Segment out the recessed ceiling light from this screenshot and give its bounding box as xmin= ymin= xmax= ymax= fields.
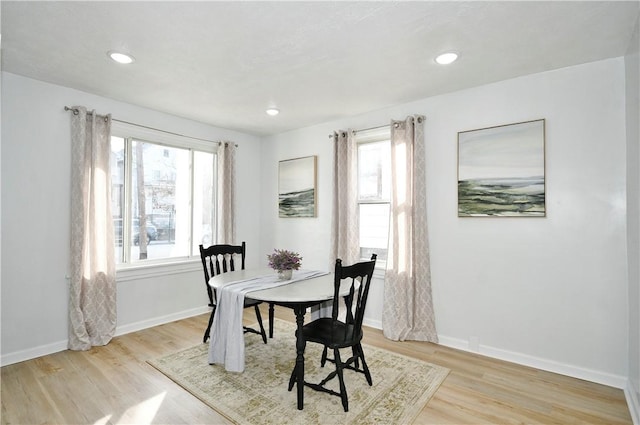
xmin=435 ymin=52 xmax=458 ymax=65
xmin=266 ymin=108 xmax=280 ymax=116
xmin=108 ymin=51 xmax=135 ymax=64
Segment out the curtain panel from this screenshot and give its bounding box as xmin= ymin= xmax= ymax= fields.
xmin=329 ymin=130 xmax=360 ymax=266
xmin=311 ymin=130 xmax=360 ymax=319
xmin=217 ymin=141 xmax=237 ymax=244
xmin=382 ymin=115 xmax=438 ymax=342
xmin=68 ymin=106 xmax=117 ymax=350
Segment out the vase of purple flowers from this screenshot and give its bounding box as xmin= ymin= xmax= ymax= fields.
xmin=267 ymin=249 xmax=302 ymax=280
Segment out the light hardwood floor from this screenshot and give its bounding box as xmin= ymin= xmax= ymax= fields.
xmin=1 ymin=306 xmax=632 ymax=424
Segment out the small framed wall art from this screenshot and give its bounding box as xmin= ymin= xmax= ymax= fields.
xmin=458 ymin=119 xmax=546 ymax=217
xmin=278 ymin=155 xmax=317 ymax=218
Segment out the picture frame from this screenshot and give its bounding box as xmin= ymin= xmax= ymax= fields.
xmin=278 ymin=155 xmax=317 ymax=218
xmin=458 ymin=119 xmax=546 ymax=217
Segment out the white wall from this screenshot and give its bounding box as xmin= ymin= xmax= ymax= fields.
xmin=625 ymin=16 xmax=640 ymax=424
xmin=0 ymin=72 xmax=263 ymax=364
xmin=1 ymin=57 xmax=633 ymax=393
xmin=261 ymin=58 xmax=629 ymax=388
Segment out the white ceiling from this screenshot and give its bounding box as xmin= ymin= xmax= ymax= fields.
xmin=1 ymin=1 xmax=638 ymax=136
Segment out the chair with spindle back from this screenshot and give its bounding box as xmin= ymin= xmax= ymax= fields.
xmin=199 ymin=242 xmax=268 ymax=344
xmin=288 ymin=254 xmax=377 ymax=412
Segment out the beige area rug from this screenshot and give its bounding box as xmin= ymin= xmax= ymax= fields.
xmin=148 ymin=319 xmax=449 ymax=425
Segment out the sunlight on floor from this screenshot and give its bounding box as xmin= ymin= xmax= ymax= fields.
xmin=93 ymin=392 xmax=166 ymax=425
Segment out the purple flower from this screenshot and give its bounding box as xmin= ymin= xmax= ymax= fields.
xmin=267 ymin=249 xmax=302 ymax=271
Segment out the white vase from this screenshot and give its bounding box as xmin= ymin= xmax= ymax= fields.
xmin=277 ymin=269 xmax=293 ymax=280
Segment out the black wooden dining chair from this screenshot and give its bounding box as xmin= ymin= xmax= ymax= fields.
xmin=288 ymin=254 xmax=377 ymax=412
xmin=199 ymin=242 xmax=269 ymax=344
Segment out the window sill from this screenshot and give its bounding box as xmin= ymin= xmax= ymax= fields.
xmin=116 ymin=259 xmax=201 ymax=282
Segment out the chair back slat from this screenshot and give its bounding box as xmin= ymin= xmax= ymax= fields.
xmin=331 ymin=254 xmax=377 ymax=341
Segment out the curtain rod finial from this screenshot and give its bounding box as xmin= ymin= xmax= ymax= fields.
xmin=64 ymin=106 xmax=80 ymax=115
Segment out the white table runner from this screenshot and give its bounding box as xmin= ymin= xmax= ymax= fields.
xmin=208 ymin=269 xmax=328 ymax=372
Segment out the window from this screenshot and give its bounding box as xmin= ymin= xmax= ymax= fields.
xmin=356 ymin=127 xmax=391 ymax=266
xmin=110 ymin=123 xmax=217 ymax=266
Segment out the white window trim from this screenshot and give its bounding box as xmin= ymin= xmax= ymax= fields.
xmin=354 ymin=126 xmax=391 ymax=144
xmin=355 ymin=125 xmax=391 ymax=271
xmin=112 ymin=121 xmax=218 ymax=153
xmin=116 ymin=259 xmax=202 ymax=282
xmin=112 ymin=121 xmax=219 ymax=275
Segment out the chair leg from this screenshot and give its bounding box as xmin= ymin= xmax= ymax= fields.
xmin=203 ymin=306 xmax=216 ymax=343
xmin=320 ymin=346 xmax=328 ymax=367
xmin=288 ymin=363 xmax=298 ymax=391
xmin=356 ymin=343 xmax=372 ymax=386
xmin=334 ymin=348 xmax=349 ymax=412
xmin=254 ymin=305 xmax=268 ymax=344
xmin=352 ymin=346 xmax=360 ymax=369
xmin=269 ymin=303 xmax=275 ymax=338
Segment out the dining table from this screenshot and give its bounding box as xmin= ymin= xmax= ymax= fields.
xmin=208 ymin=268 xmax=346 ymax=410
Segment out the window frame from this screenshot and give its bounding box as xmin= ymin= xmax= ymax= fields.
xmin=355 ymin=126 xmax=391 ymax=272
xmin=111 ymin=121 xmax=218 ymax=278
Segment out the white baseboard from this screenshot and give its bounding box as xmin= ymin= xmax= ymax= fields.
xmin=0 ymin=306 xmax=210 ymax=367
xmin=363 ymin=317 xmax=382 ymax=330
xmin=360 ymin=323 xmax=634 ymax=423
xmin=114 ymin=306 xmax=209 ymax=336
xmin=437 ymin=334 xmax=627 ymax=389
xmin=364 ymin=320 xmax=626 ymax=388
xmin=1 ymin=340 xmax=69 ymax=367
xmin=626 ymin=379 xmax=640 ymax=425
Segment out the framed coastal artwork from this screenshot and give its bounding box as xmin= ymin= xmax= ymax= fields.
xmin=278 ymin=155 xmax=317 ymax=218
xmin=458 ymin=119 xmax=546 ymax=217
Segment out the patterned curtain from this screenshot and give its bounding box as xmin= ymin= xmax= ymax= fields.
xmin=310 ymin=130 xmax=359 ymax=319
xmin=329 ymin=129 xmax=359 ymax=266
xmin=217 ymin=141 xmax=237 ymax=244
xmin=382 ymin=115 xmax=438 ymax=342
xmin=68 ymin=106 xmax=117 ymax=350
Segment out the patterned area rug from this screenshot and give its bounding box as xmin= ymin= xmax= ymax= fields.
xmin=148 ymin=319 xmax=449 ymax=425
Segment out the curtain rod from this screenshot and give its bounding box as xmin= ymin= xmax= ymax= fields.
xmin=64 ymin=106 xmax=236 ymax=147
xmin=327 ymin=123 xmax=395 ymax=139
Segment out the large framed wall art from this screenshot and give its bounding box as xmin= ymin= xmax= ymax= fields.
xmin=278 ymin=155 xmax=317 ymax=218
xmin=458 ymin=119 xmax=546 ymax=217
